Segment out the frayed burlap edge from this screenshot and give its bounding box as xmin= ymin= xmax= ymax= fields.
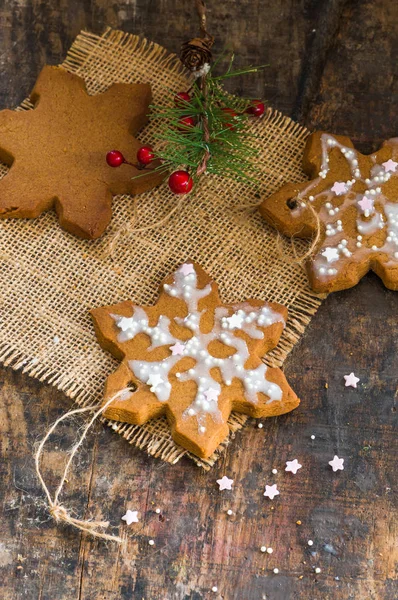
xmin=0 ymin=29 xmax=323 ymax=470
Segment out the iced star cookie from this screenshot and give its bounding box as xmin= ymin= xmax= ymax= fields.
xmin=91 ymin=262 xmax=299 ymax=459
xmin=0 ymin=66 xmax=163 ymax=238
xmin=259 ymin=132 xmax=398 ymax=293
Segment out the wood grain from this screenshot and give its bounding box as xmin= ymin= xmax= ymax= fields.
xmin=0 ymin=1 xmax=397 ymax=599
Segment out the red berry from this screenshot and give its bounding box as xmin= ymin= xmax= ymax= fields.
xmin=168 ymin=170 xmax=193 ymax=194
xmin=106 ymin=150 xmax=125 ymax=167
xmin=221 ymin=107 xmax=238 ymax=130
xmin=175 ymin=92 xmax=191 ymax=107
xmin=178 ymin=116 xmax=195 ymax=131
xmin=246 ymin=100 xmax=265 ymax=117
xmin=137 ymin=145 xmax=155 ymax=165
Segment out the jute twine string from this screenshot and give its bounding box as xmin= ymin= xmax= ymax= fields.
xmin=34 ymin=389 xmax=133 ymax=544
xmin=127 ymin=194 xmax=187 ymax=233
xmin=235 ymin=197 xmax=322 ymax=266
xmin=275 ymin=199 xmax=322 ymax=265
xmin=103 ymin=194 xmax=187 ymax=258
xmin=196 ymin=0 xmax=210 ymax=39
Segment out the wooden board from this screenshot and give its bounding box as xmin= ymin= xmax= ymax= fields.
xmin=0 ymin=1 xmax=397 ymax=599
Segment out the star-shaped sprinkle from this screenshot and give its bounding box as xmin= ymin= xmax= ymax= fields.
xmin=147 ymin=373 xmax=164 ymax=390
xmin=170 ymin=342 xmax=185 ymax=356
xmin=121 ymin=509 xmax=139 ymax=525
xmin=357 ymin=196 xmax=374 ymax=212
xmin=264 ymin=484 xmax=280 ymax=500
xmin=331 ymin=181 xmax=347 ymax=195
xmin=344 ymin=372 xmax=360 ymax=388
xmin=322 ymin=247 xmax=340 ymax=263
xmin=329 ymin=455 xmax=344 ymax=472
xmin=217 ymin=476 xmax=234 ymax=491
xmin=180 ymin=263 xmax=195 ymax=276
xmin=225 ymin=313 xmax=244 ymax=329
xmin=204 ymin=388 xmax=220 ymax=402
xmin=382 ymin=159 xmax=398 ymax=172
xmin=285 ymin=459 xmax=302 ymax=475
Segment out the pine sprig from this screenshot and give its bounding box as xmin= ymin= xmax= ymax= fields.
xmin=123 ymin=2 xmax=268 ymax=195
xmin=106 ymin=3 xmax=267 ymax=197
xmin=144 ymin=61 xmax=266 ymax=188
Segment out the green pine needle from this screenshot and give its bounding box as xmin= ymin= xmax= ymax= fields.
xmin=135 ymin=57 xmax=267 ymax=189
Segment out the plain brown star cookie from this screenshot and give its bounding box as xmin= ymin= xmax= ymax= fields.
xmin=91 ymin=262 xmax=299 ymax=458
xmin=260 ymin=132 xmax=398 ymax=293
xmin=0 ymin=66 xmax=163 ymax=238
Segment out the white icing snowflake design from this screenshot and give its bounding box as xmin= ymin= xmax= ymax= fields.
xmin=92 ymin=263 xmax=299 ymax=457
xmin=304 ymin=135 xmax=398 ymax=283
xmin=113 ymin=266 xmax=284 ymax=428
xmin=261 ymin=133 xmax=398 ymax=292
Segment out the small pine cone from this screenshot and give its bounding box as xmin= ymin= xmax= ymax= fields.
xmin=180 ymin=37 xmax=214 ymax=72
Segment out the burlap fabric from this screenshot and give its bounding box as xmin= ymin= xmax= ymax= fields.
xmin=0 ymin=29 xmax=323 ymax=469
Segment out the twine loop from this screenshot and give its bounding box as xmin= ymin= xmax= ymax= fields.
xmin=279 ymin=197 xmax=322 ymax=264
xmin=34 ymin=389 xmax=133 ymax=543
xmin=49 ymin=503 xmax=69 ymax=522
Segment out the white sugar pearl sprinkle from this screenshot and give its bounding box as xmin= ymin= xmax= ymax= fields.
xmin=212 ymin=586 xmax=218 ymax=593
xmin=311 ymin=435 xmax=315 ymax=440
xmin=272 ymin=468 xmax=278 ymax=474
xmin=315 ymin=567 xmax=321 ymax=574
xmin=148 ymin=539 xmax=155 ymax=546
xmin=308 ymin=540 xmax=314 ymax=546
xmin=273 ymin=568 xmax=279 ymax=574
xmin=267 ymin=547 xmax=273 ymax=554
xmin=258 ymin=423 xmax=263 ymax=429
xmin=261 ymin=546 xmax=267 ymax=553
xmin=227 ymin=509 xmax=233 ymax=516
xmin=155 ymin=508 xmax=161 ymax=514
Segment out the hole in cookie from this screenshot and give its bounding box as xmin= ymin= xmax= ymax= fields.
xmin=126 ymin=381 xmax=137 ymax=392
xmin=286 ymin=197 xmax=298 ymax=210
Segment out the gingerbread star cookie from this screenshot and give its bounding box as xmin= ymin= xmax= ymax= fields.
xmin=0 ymin=66 xmax=163 ymax=239
xmin=260 ymin=132 xmax=398 ymax=293
xmin=91 ymin=262 xmax=299 ymax=458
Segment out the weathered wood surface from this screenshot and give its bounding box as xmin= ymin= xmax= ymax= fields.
xmin=0 ymin=1 xmax=397 ymax=599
